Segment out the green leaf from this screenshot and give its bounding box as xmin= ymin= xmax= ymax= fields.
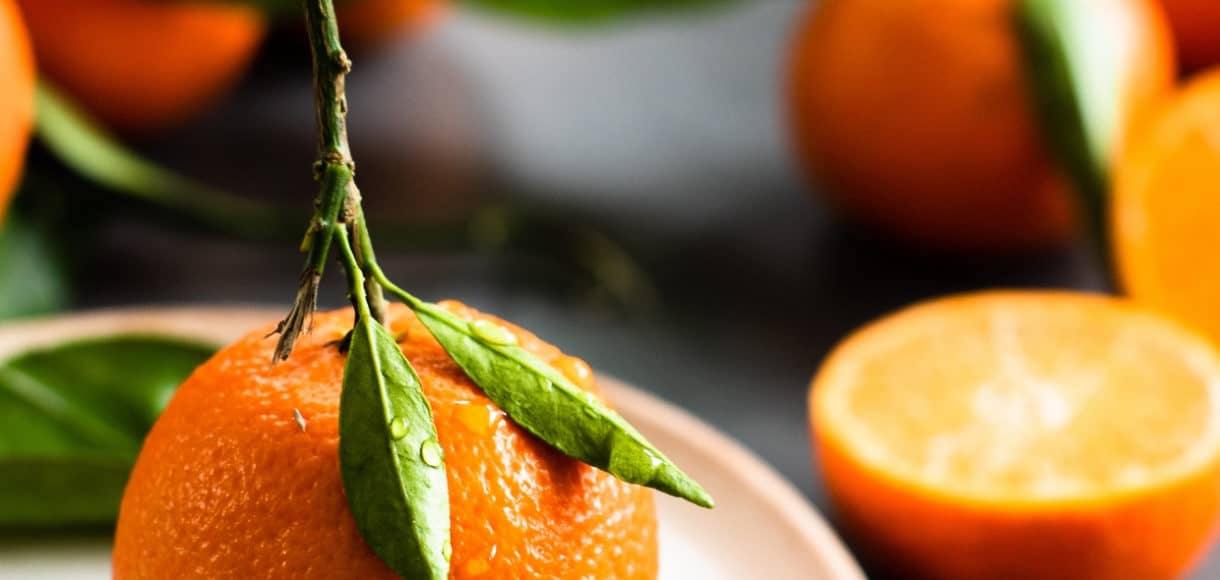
xmin=0 ymin=336 xmax=215 ymax=528
xmin=34 ymin=82 xmax=281 ymax=239
xmin=411 ymin=300 xmax=714 ymax=508
xmin=462 ymin=0 xmax=733 ymax=24
xmin=1015 ymin=0 xmax=1125 ymax=252
xmin=339 ymin=318 xmax=450 ymax=580
xmin=34 ymin=82 xmax=216 ymax=207
xmin=0 ymin=216 xmax=69 ymax=322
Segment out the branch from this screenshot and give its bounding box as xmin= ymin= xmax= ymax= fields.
xmin=271 ymin=0 xmax=379 ymax=362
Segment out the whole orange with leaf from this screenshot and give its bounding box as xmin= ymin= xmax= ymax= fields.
xmin=0 ymin=0 xmax=33 ymax=222
xmin=787 ymin=0 xmax=1175 ymax=250
xmin=113 ymin=303 xmax=658 ymax=579
xmin=16 ymin=0 xmax=266 ymax=135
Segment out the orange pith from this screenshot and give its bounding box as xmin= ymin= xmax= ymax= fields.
xmin=1115 ymin=70 xmax=1220 ymax=349
xmin=787 ymin=0 xmax=1174 ymax=250
xmin=113 ymin=303 xmax=658 ymax=579
xmin=811 ymin=291 xmax=1220 ymax=580
xmin=16 ymin=0 xmax=266 ymax=135
xmin=0 ymin=0 xmax=33 ymax=223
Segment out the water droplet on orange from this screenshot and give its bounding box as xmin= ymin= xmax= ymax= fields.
xmin=464 ymin=558 xmax=491 ymax=575
xmin=454 ymin=402 xmax=499 ymax=436
xmin=555 ymin=355 xmax=594 ymax=389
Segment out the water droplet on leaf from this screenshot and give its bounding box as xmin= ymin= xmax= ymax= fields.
xmin=469 ymin=320 xmax=517 ymax=346
xmin=389 ymin=417 xmax=409 ymax=440
xmin=420 ymin=439 xmax=443 ymax=467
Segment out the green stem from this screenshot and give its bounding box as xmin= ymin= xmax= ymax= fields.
xmin=351 ymin=204 xmax=388 ymax=324
xmin=368 ymin=263 xmax=423 ymax=310
xmin=272 ymin=0 xmax=379 ymax=360
xmin=335 ymin=226 xmax=373 ymax=322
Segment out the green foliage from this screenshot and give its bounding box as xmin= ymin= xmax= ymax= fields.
xmin=0 ymin=215 xmax=69 ymax=322
xmin=1015 ymin=0 xmax=1121 ymax=252
xmin=410 ymin=297 xmax=713 ymax=507
xmin=0 ymin=336 xmax=215 ymax=528
xmin=339 ymin=318 xmax=450 ymax=580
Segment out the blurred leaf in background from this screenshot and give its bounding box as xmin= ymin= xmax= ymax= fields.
xmin=0 ymin=215 xmax=68 ymax=322
xmin=0 ymin=336 xmax=215 ymax=529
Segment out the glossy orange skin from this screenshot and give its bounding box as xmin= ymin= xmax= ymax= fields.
xmin=1159 ymin=0 xmax=1220 ymax=72
xmin=0 ymin=0 xmax=33 ymax=223
xmin=787 ymin=0 xmax=1175 ymax=250
xmin=16 ymin=0 xmax=266 ymax=135
xmin=113 ymin=303 xmax=657 ymax=579
xmin=339 ymin=0 xmax=444 ymax=49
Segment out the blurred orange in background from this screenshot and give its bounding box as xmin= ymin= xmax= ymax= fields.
xmin=787 ymin=0 xmax=1174 ymax=251
xmin=0 ymin=0 xmax=33 ymax=222
xmin=16 ymin=0 xmax=267 ymax=135
xmin=1113 ymin=70 xmax=1220 ymax=347
xmin=811 ymin=291 xmax=1220 ymax=579
xmin=339 ymin=0 xmax=445 ymax=50
xmin=1159 ymin=0 xmax=1220 ymax=73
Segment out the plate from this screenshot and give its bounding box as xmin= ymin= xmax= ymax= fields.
xmin=0 ymin=308 xmax=864 ymax=580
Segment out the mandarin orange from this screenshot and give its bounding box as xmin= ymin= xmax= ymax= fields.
xmin=16 ymin=0 xmax=266 ymax=135
xmin=113 ymin=303 xmax=658 ymax=579
xmin=811 ymin=291 xmax=1220 ymax=579
xmin=1159 ymin=0 xmax=1220 ymax=73
xmin=0 ymin=0 xmax=33 ymax=223
xmin=787 ymin=0 xmax=1174 ymax=250
xmin=1113 ymin=70 xmax=1220 ymax=347
xmin=339 ymin=0 xmax=444 ymax=49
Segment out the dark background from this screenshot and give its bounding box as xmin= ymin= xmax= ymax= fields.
xmin=54 ymin=1 xmax=1215 ymax=577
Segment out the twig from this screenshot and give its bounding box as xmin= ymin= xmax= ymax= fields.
xmin=271 ymin=0 xmax=379 ymax=362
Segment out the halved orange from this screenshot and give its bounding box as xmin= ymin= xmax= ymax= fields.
xmin=810 ymin=291 xmax=1220 ymax=579
xmin=1113 ymin=69 xmax=1220 ymax=348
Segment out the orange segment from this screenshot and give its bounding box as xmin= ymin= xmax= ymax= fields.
xmin=1114 ymin=70 xmax=1220 ymax=347
xmin=811 ymin=291 xmax=1220 ymax=580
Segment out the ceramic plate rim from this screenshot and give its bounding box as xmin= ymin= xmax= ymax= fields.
xmin=0 ymin=306 xmax=864 ymax=579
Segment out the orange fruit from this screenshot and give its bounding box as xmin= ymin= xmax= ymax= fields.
xmin=1159 ymin=0 xmax=1220 ymax=73
xmin=113 ymin=303 xmax=658 ymax=579
xmin=0 ymin=0 xmax=33 ymax=223
xmin=1114 ymin=71 xmax=1220 ymax=348
xmin=810 ymin=291 xmax=1220 ymax=579
xmin=16 ymin=0 xmax=266 ymax=135
xmin=339 ymin=0 xmax=444 ymax=50
xmin=787 ymin=0 xmax=1175 ymax=250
